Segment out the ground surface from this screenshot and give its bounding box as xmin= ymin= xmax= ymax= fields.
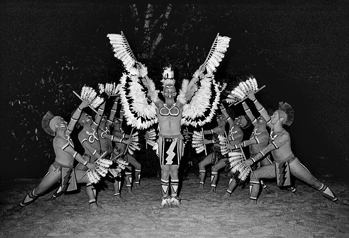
xmin=0 ymin=173 xmax=349 ymax=238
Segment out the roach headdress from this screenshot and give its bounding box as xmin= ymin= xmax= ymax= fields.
xmin=42 ymin=111 xmax=58 ymax=136
xmin=278 ymin=102 xmax=294 ymax=126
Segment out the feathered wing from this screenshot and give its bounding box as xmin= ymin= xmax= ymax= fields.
xmin=107 ymin=32 xmax=158 ymax=130
xmin=181 ymin=75 xmax=221 ymax=127
xmin=118 ymin=73 xmax=158 ymax=130
xmin=202 ymin=33 xmax=231 ymax=75
xmin=181 ymin=33 xmax=230 ymax=127
xmin=107 ymin=31 xmax=138 ymax=74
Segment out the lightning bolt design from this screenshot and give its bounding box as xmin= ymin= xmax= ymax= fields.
xmin=277 ymin=161 xmax=291 ymax=187
xmin=165 ymin=139 xmax=177 ymax=164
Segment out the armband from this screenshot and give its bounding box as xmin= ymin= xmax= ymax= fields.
xmin=254 ymin=137 xmax=260 ymax=144
xmin=111 ymin=135 xmax=114 ymax=141
xmin=251 ymin=158 xmax=256 ymax=163
xmin=253 ymin=99 xmax=257 ymax=103
xmin=272 ymin=142 xmax=279 ymax=149
xmin=92 ymin=150 xmax=97 ymax=155
xmin=73 ymin=152 xmax=78 ymax=158
xmin=210 ymin=129 xmax=213 ymax=134
xmin=259 ymin=151 xmax=265 ymax=157
xmin=81 ymin=138 xmax=87 ymax=144
xmin=258 ymin=107 xmax=266 ymax=113
xmin=226 ymin=117 xmax=231 ymax=121
xmin=83 ymin=160 xmax=88 ymax=166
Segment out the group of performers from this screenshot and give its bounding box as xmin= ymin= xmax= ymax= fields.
xmin=17 ymin=32 xmax=342 ymax=210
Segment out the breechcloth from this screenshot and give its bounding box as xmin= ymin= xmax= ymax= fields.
xmin=274 ymin=154 xmax=295 ymax=187
xmin=210 ymin=145 xmax=223 ymax=165
xmin=158 ymin=134 xmax=184 ymax=166
xmin=52 ymin=161 xmax=77 ymax=193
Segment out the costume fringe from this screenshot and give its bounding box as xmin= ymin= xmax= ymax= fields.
xmin=191 ymin=130 xmax=206 ymax=154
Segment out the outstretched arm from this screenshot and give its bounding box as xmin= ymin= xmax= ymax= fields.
xmin=247 ymin=92 xmax=271 ymax=128
xmin=244 ymin=133 xmax=288 ymax=166
xmin=66 ymin=101 xmax=89 ymax=137
xmin=219 ymin=104 xmax=234 ymax=128
xmin=92 ymin=101 xmax=106 ymax=130
xmin=185 ymin=65 xmax=205 ymax=101
xmin=107 ymin=97 xmax=120 ymax=128
xmin=242 ymin=101 xmax=257 ymax=126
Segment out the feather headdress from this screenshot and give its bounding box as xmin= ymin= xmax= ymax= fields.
xmin=278 ymin=102 xmax=294 ymax=126
xmin=161 ymin=66 xmax=175 ymax=87
xmin=202 ymin=33 xmax=231 ymax=75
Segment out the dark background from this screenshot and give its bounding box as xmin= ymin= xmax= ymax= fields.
xmin=1 ymin=1 xmax=348 ymax=180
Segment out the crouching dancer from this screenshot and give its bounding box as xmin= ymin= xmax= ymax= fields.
xmin=18 ymin=101 xmax=99 ymax=209
xmin=242 ymin=92 xmax=338 ymax=205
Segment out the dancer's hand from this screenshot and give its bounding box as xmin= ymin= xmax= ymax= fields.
xmin=79 ymin=100 xmax=89 ymax=109
xmin=244 ymin=158 xmax=254 ymax=167
xmin=246 ymin=91 xmax=256 ymax=101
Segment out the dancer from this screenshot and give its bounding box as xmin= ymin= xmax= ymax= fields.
xmin=110 ymin=108 xmax=141 ymax=196
xmin=197 ymin=104 xmax=234 ymax=189
xmin=238 ymin=101 xmax=296 ymax=194
xmin=19 ymin=101 xmax=98 ymax=209
xmin=242 ymin=91 xmax=338 ymax=204
xmin=214 ymin=108 xmax=249 ymax=196
xmin=142 ymin=66 xmax=205 ymax=206
xmin=107 ymin=32 xmax=230 ymax=206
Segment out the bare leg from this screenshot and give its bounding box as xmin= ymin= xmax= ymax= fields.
xmin=249 ymin=165 xmax=276 ymax=204
xmin=124 ymin=168 xmax=135 ymax=195
xmin=161 ymin=165 xmax=171 ymax=207
xmin=113 ymin=177 xmax=124 ymax=201
xmin=76 ymin=170 xmax=100 ymax=210
xmin=198 ymin=153 xmax=215 ymax=189
xmin=222 ymin=177 xmax=238 ymax=199
xmin=20 ymin=164 xmax=61 ymax=207
xmin=209 ymin=159 xmax=226 ymax=193
xmin=289 ymin=158 xmax=337 ymax=202
xmin=127 ymin=155 xmax=142 ymax=188
xmin=169 ymin=165 xmax=180 ymax=207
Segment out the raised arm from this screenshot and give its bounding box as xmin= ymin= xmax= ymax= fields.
xmin=242 ymin=101 xmax=257 ymax=126
xmin=66 ymin=101 xmax=89 ymax=137
xmin=219 ymin=104 xmax=234 ymax=128
xmin=92 ymin=101 xmax=106 ymax=130
xmin=107 ymin=97 xmax=120 ymax=128
xmin=185 ymin=65 xmax=205 ymax=101
xmin=247 ymin=92 xmax=271 ymax=128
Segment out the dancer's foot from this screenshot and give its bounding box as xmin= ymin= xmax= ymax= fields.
xmin=170 ymin=197 xmax=180 ymax=207
xmin=161 ymin=197 xmax=171 ymax=208
xmin=221 ymin=192 xmax=231 ymax=199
